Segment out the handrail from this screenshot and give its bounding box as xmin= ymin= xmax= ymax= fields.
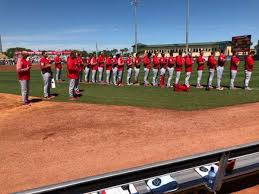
xmin=13 ymin=141 xmax=259 ymax=194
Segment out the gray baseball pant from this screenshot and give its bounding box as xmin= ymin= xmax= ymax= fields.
xmin=217 ymin=66 xmax=224 ymax=88
xmin=56 ymin=68 xmax=61 ymax=81
xmin=230 ymin=70 xmax=237 ymax=88
xmin=69 ymin=79 xmax=76 ymax=97
xmin=41 ymin=72 xmax=51 ymax=97
xmin=19 ymin=80 xmax=29 ymax=103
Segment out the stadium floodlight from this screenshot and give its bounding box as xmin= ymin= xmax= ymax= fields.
xmin=0 ymin=34 xmax=2 ymax=53
xmin=96 ymin=42 xmax=98 ymax=57
xmin=131 ymin=0 xmax=139 ymax=54
xmin=185 ymin=0 xmax=189 ymax=53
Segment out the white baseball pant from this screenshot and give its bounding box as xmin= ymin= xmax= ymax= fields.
xmin=244 ymin=70 xmax=252 ymax=88
xmin=127 ymin=68 xmax=132 ymax=85
xmin=175 ymin=71 xmax=181 ymax=84
xmin=84 ymin=66 xmax=90 ymax=82
xmin=112 ymin=67 xmax=118 ymax=85
xmin=230 ymin=70 xmax=237 ymax=88
xmin=207 ymin=68 xmax=215 ymax=87
xmin=98 ymin=67 xmax=104 ymax=82
xmin=185 ymin=72 xmax=192 ymax=87
xmin=144 ymin=68 xmax=150 ymax=84
xmin=152 ymin=68 xmax=159 ymax=86
xmin=167 ymin=67 xmax=174 ymax=87
xmin=197 ymin=70 xmax=203 ymax=86
xmin=106 ymin=70 xmax=111 ymax=84
xmin=134 ymin=67 xmax=140 ymax=82
xmin=91 ymin=70 xmax=97 ymax=83
xmin=217 ymin=66 xmax=224 ymax=88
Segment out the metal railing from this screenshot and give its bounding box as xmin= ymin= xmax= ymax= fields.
xmin=13 ymin=141 xmax=259 ymax=194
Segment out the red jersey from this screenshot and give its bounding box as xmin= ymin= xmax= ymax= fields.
xmin=118 ymin=57 xmax=124 ymax=71
xmin=160 ymin=57 xmax=167 ymax=68
xmin=175 ymin=55 xmax=184 ymax=72
xmin=17 ymin=58 xmax=30 ymax=80
xmin=91 ymin=57 xmax=98 ymax=70
xmin=230 ymin=55 xmax=240 ymax=71
xmin=185 ymin=56 xmax=193 ymax=72
xmin=143 ymin=56 xmax=151 ymax=69
xmin=112 ymin=58 xmax=118 ymax=67
xmin=97 ymin=55 xmax=105 ymax=67
xmin=105 ymin=57 xmax=112 ymax=71
xmin=245 ymin=55 xmax=254 ymax=72
xmin=197 ymin=55 xmax=205 ymax=71
xmin=152 ymin=56 xmax=160 ymax=69
xmin=86 ymin=57 xmax=91 ymax=67
xmin=66 ymin=57 xmax=79 ymax=79
xmin=54 ymin=56 xmax=62 ymax=69
xmin=167 ymin=56 xmax=175 ymax=68
xmin=39 ymin=57 xmax=51 ymax=73
xmin=126 ymin=57 xmax=132 ymax=68
xmin=134 ymin=57 xmax=141 ymax=68
xmin=208 ymin=55 xmax=217 ymax=69
xmin=218 ymin=54 xmax=226 ymax=67
xmin=76 ymin=56 xmax=84 ymax=70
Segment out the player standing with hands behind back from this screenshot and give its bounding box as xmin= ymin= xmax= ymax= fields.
xmin=16 ymin=52 xmax=31 ymax=105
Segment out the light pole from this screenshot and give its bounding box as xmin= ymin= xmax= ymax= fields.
xmin=131 ymin=0 xmax=138 ymax=54
xmin=185 ymin=0 xmax=189 ymax=53
xmin=0 ymin=34 xmax=2 ymax=53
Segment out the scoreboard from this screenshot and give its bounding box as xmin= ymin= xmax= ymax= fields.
xmin=232 ymin=35 xmax=252 ymax=52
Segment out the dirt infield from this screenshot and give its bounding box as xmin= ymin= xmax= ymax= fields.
xmin=0 ymin=93 xmax=258 ymax=193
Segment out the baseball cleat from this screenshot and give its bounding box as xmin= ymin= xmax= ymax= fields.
xmin=245 ymin=87 xmax=252 ymax=91
xmin=216 ymin=87 xmax=224 ymax=91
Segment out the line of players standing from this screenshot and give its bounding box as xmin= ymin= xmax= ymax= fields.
xmin=16 ymin=49 xmax=255 ymax=104
xmin=63 ymin=50 xmax=255 ymax=99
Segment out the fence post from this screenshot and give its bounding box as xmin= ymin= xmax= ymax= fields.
xmin=213 ymin=151 xmax=230 ymax=191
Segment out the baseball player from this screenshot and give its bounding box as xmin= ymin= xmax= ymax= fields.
xmin=84 ymin=55 xmax=91 ymax=83
xmin=133 ymin=53 xmax=141 ymax=85
xmin=75 ymin=53 xmax=83 ymax=94
xmin=244 ymin=51 xmax=255 ymax=90
xmin=54 ymin=53 xmax=62 ymax=82
xmin=105 ymin=55 xmax=113 ymax=84
xmin=112 ymin=55 xmax=118 ymax=85
xmin=97 ymin=52 xmax=105 ymax=83
xmin=16 ymin=52 xmax=31 ymax=105
xmin=90 ymin=55 xmax=98 ymax=83
xmin=230 ymin=51 xmax=240 ymax=89
xmin=206 ymin=52 xmax=217 ymax=91
xmin=67 ymin=52 xmax=80 ymax=100
xmin=196 ymin=51 xmax=205 ymax=88
xmin=143 ymin=52 xmax=152 ymax=86
xmin=117 ymin=54 xmax=125 ymax=86
xmin=167 ymin=52 xmax=175 ymax=87
xmin=184 ymin=53 xmax=193 ymax=88
xmin=159 ymin=53 xmax=167 ymax=88
xmin=39 ymin=51 xmax=54 ymax=99
xmin=152 ymin=52 xmax=160 ymax=86
xmin=216 ymin=50 xmax=226 ymax=90
xmin=175 ymin=51 xmax=184 ymax=84
xmin=126 ymin=56 xmax=133 ymax=85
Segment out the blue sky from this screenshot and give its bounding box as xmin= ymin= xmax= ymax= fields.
xmin=0 ymin=0 xmax=258 ymax=51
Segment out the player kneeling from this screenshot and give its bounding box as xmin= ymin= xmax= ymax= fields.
xmin=244 ymin=51 xmax=255 ymax=90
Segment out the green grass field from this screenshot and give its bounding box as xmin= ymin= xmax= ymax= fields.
xmin=1 ymin=61 xmax=259 ymax=110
